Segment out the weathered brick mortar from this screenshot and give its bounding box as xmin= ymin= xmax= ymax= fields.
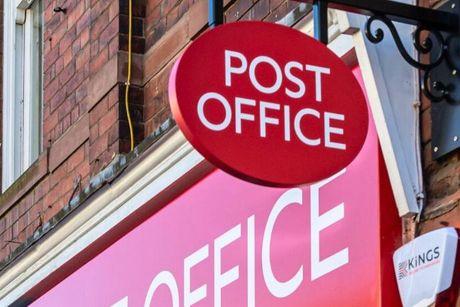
xmin=0 ymin=119 xmax=174 ymax=271
xmin=417 ymin=0 xmax=459 ymax=305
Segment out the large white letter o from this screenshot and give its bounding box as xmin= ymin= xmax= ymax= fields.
xmin=249 ymin=56 xmax=283 ymax=94
xmin=144 ymin=271 xmax=179 ymax=307
xmin=197 ymin=92 xmax=232 ymax=131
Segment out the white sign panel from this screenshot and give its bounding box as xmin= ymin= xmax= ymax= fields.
xmin=393 ymin=227 xmax=458 ymax=307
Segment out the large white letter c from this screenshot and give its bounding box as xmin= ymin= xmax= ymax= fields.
xmin=262 ymin=188 xmax=304 ymax=298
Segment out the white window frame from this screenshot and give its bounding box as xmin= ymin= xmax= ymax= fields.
xmin=2 ymin=0 xmax=42 ymax=191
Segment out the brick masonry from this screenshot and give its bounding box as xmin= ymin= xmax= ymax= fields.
xmin=417 ymin=0 xmax=460 ymax=237
xmin=0 ymin=0 xmax=3 ymax=193
xmin=418 ymin=0 xmax=460 ymax=305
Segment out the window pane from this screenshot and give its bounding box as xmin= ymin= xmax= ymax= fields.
xmin=30 ymin=0 xmax=42 ymax=160
xmin=21 ymin=0 xmax=42 ymax=171
xmin=2 ymin=0 xmax=43 ymax=189
xmin=14 ymin=23 xmax=25 ymax=179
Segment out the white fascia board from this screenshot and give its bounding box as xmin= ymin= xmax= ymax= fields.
xmin=337 ymin=7 xmax=422 ymax=216
xmin=0 ymin=130 xmax=205 ymax=306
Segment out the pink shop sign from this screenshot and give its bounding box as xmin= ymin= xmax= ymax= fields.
xmin=31 ymin=69 xmax=400 ymax=307
xmin=31 ymin=122 xmax=400 ymax=307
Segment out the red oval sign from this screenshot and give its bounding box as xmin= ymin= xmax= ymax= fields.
xmin=169 ymin=21 xmax=368 ymax=187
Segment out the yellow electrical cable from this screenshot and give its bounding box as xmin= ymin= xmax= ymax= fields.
xmin=125 ymin=0 xmax=135 ymax=151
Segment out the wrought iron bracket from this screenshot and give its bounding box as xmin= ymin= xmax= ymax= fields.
xmin=308 ymin=0 xmax=460 ymax=102
xmin=208 ymin=0 xmax=223 ymax=28
xmin=364 ymin=11 xmax=460 ymax=104
xmin=309 ymin=0 xmax=460 ymax=159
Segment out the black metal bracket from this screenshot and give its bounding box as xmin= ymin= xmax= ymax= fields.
xmin=364 ymin=8 xmax=460 ymax=104
xmin=428 ymin=0 xmax=460 ymax=158
xmin=308 ymin=0 xmax=460 ymax=104
xmin=53 ymin=7 xmax=67 ymax=14
xmin=208 ymin=0 xmax=223 ymax=27
xmin=309 ymin=0 xmax=460 ymax=158
xmin=313 ymin=0 xmax=328 ymax=44
xmin=308 ymin=0 xmax=459 ymax=32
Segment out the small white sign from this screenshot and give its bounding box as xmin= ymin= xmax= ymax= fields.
xmin=394 ymin=227 xmax=458 ymax=307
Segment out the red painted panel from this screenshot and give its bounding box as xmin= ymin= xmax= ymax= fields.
xmin=170 ymin=22 xmax=368 ymax=186
xmin=30 ymin=67 xmax=400 ymax=307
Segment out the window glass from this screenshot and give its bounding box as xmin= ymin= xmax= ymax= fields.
xmin=29 ymin=0 xmax=43 ymax=163
xmin=14 ymin=22 xmax=25 ymax=177
xmin=2 ymin=0 xmax=42 ymax=191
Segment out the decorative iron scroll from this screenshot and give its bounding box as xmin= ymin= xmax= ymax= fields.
xmin=365 ymin=14 xmax=460 ymax=103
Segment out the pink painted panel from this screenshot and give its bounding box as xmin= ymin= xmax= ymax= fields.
xmin=32 ymin=68 xmax=386 ymax=307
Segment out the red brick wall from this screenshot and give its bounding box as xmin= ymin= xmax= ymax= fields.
xmin=418 ymin=0 xmax=460 ymax=234
xmin=418 ymin=0 xmax=460 ymax=306
xmin=0 ymin=0 xmax=3 ymax=192
xmin=142 ymin=0 xmax=303 ymax=136
xmin=0 ymin=0 xmax=146 ymax=264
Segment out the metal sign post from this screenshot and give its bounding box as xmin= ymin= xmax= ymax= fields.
xmin=313 ymin=0 xmax=328 ymax=44
xmin=208 ymin=0 xmax=223 ymax=27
